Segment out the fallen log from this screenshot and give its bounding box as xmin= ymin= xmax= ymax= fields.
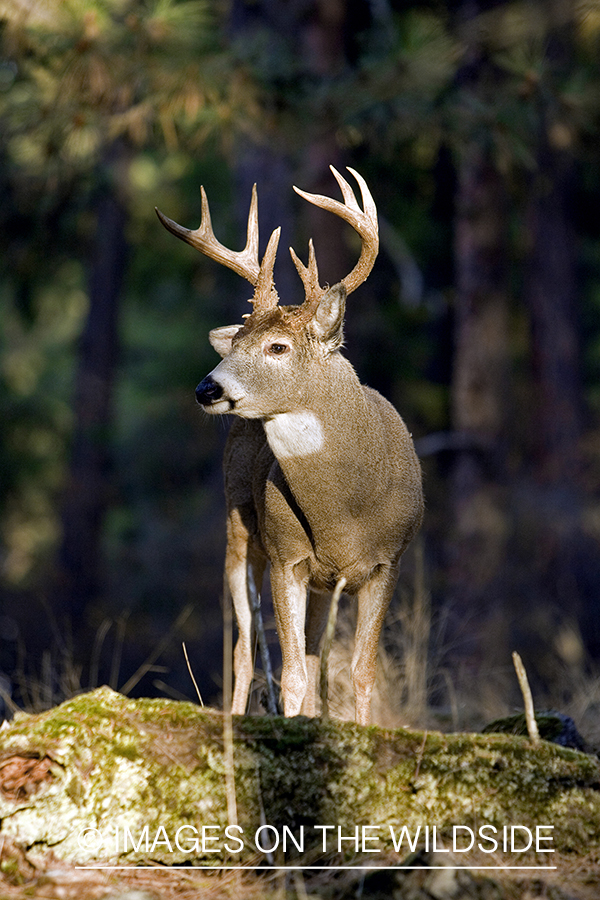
xmin=0 ymin=686 xmax=598 ymax=869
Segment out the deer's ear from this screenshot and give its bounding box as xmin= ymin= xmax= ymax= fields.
xmin=310 ymin=283 xmax=346 ymax=350
xmin=209 ymin=325 xmax=242 ymax=358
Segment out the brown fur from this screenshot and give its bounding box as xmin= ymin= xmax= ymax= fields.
xmin=158 ymin=169 xmax=423 ymax=724
xmin=210 ymin=299 xmax=423 ymax=723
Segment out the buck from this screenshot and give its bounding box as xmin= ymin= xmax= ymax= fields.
xmin=156 ymin=167 xmax=423 ymax=725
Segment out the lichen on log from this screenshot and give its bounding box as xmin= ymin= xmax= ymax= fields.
xmin=0 ymin=686 xmax=598 ymax=868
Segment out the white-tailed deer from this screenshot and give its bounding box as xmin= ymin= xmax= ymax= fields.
xmin=156 ymin=167 xmax=423 ymax=725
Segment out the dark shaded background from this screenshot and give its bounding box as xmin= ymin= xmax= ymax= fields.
xmin=1 ymin=0 xmax=600 ymax=734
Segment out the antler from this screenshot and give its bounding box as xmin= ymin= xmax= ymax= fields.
xmin=155 ymin=185 xmax=280 ymax=312
xmin=290 ymin=166 xmax=379 ymax=304
xmin=156 ymin=168 xmax=377 ymax=314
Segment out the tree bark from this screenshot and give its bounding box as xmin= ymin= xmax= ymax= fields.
xmin=513 ymin=9 xmax=590 ymax=668
xmin=525 ymin=111 xmax=581 ymax=485
xmin=53 ymin=154 xmax=129 ymax=639
xmin=443 ymin=0 xmax=513 ymax=670
xmin=446 ymin=143 xmax=511 ymax=665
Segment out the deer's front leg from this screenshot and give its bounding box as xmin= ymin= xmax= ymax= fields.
xmin=225 ymin=506 xmax=266 ymax=715
xmin=270 ymin=562 xmax=310 ymax=717
xmin=302 ymin=591 xmax=331 ymax=717
xmin=353 ymin=564 xmax=400 ymax=726
xmin=261 ymin=463 xmax=314 ymax=717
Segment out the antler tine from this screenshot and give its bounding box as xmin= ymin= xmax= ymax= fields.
xmin=292 ymin=166 xmax=379 ymax=296
xmin=289 ymin=239 xmax=321 ymax=304
xmin=155 ymin=184 xmax=261 ymax=286
xmin=252 ymin=227 xmax=281 ymax=312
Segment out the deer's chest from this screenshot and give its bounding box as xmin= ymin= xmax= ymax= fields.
xmin=263 ymin=411 xmax=324 ymax=459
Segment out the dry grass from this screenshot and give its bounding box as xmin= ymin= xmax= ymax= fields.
xmin=5 ymin=551 xmax=600 ymax=756
xmin=320 ymin=552 xmax=600 ymax=750
xmin=326 ymin=542 xmax=434 ymax=729
xmin=2 ymin=842 xmax=600 ymax=900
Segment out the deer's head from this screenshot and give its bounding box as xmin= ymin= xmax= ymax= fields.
xmin=155 ymin=167 xmax=379 ymax=419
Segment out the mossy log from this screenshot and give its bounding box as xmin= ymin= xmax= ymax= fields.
xmin=0 ymin=686 xmax=599 ymax=868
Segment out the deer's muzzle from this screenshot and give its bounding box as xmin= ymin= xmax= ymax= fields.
xmin=196 ymin=376 xmax=223 ymax=406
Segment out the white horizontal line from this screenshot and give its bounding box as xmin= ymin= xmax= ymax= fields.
xmin=77 ymin=864 xmax=557 ymax=871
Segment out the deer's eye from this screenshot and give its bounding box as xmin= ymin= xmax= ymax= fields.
xmin=267 ymin=342 xmax=289 ymax=356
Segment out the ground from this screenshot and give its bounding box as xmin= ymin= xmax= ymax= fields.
xmin=1 ymin=688 xmax=599 ymax=898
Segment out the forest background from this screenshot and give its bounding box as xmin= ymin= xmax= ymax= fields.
xmin=1 ymin=0 xmax=600 ymax=739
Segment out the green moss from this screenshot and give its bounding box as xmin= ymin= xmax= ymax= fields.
xmin=1 ymin=688 xmax=599 ymax=867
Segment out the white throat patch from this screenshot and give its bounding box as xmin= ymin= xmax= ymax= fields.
xmin=264 ymin=411 xmax=324 ymax=459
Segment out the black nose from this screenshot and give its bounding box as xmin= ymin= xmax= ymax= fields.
xmin=196 ymin=376 xmax=223 ymax=406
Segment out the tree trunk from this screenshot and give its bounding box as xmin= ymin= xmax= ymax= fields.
xmin=446 ymin=143 xmax=511 ymax=667
xmin=53 ymin=155 xmax=129 ymax=642
xmin=526 ymin=97 xmax=581 ymax=484
xmin=515 ymin=3 xmax=591 ymax=670
xmin=442 ymin=0 xmax=514 ymax=675
xmin=228 ymin=0 xmax=353 ymax=306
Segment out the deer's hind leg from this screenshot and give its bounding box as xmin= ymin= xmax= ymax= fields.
xmin=352 ymin=564 xmax=400 ymax=726
xmin=225 ymin=505 xmax=267 ymax=715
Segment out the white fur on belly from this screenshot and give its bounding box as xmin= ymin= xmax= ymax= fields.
xmin=264 ymin=411 xmax=324 ymax=459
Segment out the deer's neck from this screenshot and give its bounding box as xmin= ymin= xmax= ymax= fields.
xmin=262 ymin=356 xmax=387 ymax=512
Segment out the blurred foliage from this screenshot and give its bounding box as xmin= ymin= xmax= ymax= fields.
xmin=0 ymin=0 xmax=258 ymax=171
xmin=0 ymin=0 xmax=248 ymax=600
xmin=2 ymin=0 xmax=600 ymax=711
